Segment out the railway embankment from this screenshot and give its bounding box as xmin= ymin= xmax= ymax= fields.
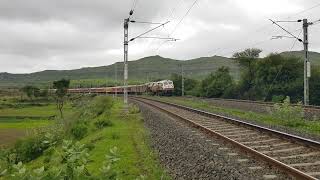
xmin=133 ymin=97 xmax=320 ymax=179
xmin=147 ymin=96 xmax=320 ymax=142
xmin=134 ymin=99 xmax=291 ymax=179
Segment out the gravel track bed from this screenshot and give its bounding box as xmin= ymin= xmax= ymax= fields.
xmin=203 ymin=98 xmax=320 ymax=141
xmin=136 ymin=98 xmax=320 ymax=179
xmin=133 ymin=100 xmax=291 ymax=179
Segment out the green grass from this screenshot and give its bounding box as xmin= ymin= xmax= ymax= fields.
xmin=0 ymin=119 xmax=51 ymax=129
xmin=0 ymin=101 xmax=68 ymax=133
xmin=24 ymin=97 xmax=169 ymax=179
xmin=82 ymin=100 xmax=168 ymax=179
xmin=149 ymin=96 xmax=320 ymax=136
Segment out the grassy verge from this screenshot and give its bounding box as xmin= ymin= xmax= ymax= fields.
xmin=0 ymin=96 xmax=169 ymax=179
xmin=82 ymin=100 xmax=168 ymax=179
xmin=149 ymin=96 xmax=320 ymax=136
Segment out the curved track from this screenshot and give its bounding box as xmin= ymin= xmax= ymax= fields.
xmin=132 ymin=97 xmax=320 ymax=180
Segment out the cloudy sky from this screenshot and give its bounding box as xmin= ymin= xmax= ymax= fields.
xmin=0 ymin=0 xmax=320 ymax=73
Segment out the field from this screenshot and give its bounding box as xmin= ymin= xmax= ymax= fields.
xmin=0 ymin=96 xmax=62 ymax=147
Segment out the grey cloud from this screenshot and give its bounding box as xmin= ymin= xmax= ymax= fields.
xmin=0 ymin=0 xmax=319 ymax=73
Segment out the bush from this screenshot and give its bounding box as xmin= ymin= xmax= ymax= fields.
xmin=270 ymin=96 xmax=305 ymax=126
xmin=91 ymin=96 xmax=114 ymax=117
xmin=71 ymin=123 xmax=88 ymax=140
xmin=14 ymin=138 xmax=43 ymax=162
xmin=271 ymin=95 xmax=285 ymax=103
xmin=94 ymin=119 xmax=113 ymax=129
xmin=111 ymin=133 xmax=120 ymax=140
xmin=129 ymin=104 xmax=140 ymax=114
xmin=12 ymin=131 xmax=60 ymax=163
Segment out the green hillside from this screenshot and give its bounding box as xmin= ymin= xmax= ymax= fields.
xmin=0 ymin=50 xmax=319 ymax=88
xmin=280 ymin=51 xmax=320 ymax=66
xmin=0 ymin=55 xmax=239 ymax=87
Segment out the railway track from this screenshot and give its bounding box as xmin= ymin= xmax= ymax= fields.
xmin=131 ymin=97 xmax=320 ymax=179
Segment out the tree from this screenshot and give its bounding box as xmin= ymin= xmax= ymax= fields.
xmin=310 ymin=67 xmax=320 ymax=105
xmin=233 ymin=48 xmax=262 ymax=100
xmin=53 ymin=79 xmax=70 ymax=118
xmin=21 ymin=86 xmax=40 ymax=101
xmin=200 ymin=67 xmax=234 ymax=98
xmin=254 ymin=54 xmax=303 ymax=102
xmin=170 ymin=73 xmax=198 ymax=96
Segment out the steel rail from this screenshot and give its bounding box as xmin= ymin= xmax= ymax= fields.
xmin=135 ymin=97 xmax=320 ymax=148
xmin=131 ymin=96 xmax=319 ymax=180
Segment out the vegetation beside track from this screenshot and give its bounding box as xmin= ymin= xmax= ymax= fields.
xmin=148 ymin=96 xmax=320 ymax=136
xmin=0 ymin=96 xmax=169 ymax=179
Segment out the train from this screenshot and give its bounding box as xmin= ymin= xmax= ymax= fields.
xmin=67 ymin=80 xmax=174 ymax=95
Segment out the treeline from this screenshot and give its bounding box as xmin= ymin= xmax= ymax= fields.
xmin=171 ymin=48 xmax=320 ymax=105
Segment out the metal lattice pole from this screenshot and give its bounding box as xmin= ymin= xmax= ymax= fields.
xmin=303 ymin=19 xmax=311 ymax=105
xmin=124 ymin=18 xmax=129 ymax=106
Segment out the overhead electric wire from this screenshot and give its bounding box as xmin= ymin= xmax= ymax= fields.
xmin=130 ymin=21 xmax=170 ymax=41
xmin=209 ymin=2 xmax=320 ymax=58
xmin=286 ymin=2 xmax=320 ymax=19
xmin=131 ymin=0 xmax=139 ymax=12
xmin=169 ymin=0 xmax=199 ymax=36
xmin=269 ymin=19 xmax=302 ymax=42
xmin=129 ymin=0 xmax=139 ymax=18
xmin=311 ymin=19 xmax=320 ymax=25
xmin=155 ymin=0 xmax=200 ymax=53
xmin=264 ymin=29 xmax=303 ymax=101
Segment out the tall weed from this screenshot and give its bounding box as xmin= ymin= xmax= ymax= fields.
xmin=269 ymin=96 xmax=305 ymax=127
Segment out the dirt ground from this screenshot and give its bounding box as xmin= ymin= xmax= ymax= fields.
xmin=0 ymin=129 xmax=26 ymax=147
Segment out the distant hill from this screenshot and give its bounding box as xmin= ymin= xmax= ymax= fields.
xmin=280 ymin=51 xmax=320 ymax=66
xmin=0 ymin=55 xmax=239 ymax=87
xmin=1 ymin=51 xmax=319 ymax=87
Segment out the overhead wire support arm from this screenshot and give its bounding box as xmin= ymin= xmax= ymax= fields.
xmin=310 ymin=19 xmax=320 ymax=25
xmin=271 ymin=35 xmax=296 ymax=40
xmin=269 ymin=19 xmax=303 ymax=42
xmin=275 ymin=20 xmax=302 ymax=23
xmin=130 ymin=21 xmax=170 ymax=42
xmin=135 ymin=36 xmax=179 ymax=41
xmin=130 ymin=20 xmax=164 ymax=24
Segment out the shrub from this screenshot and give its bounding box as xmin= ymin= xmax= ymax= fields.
xmin=271 ymin=95 xmax=285 ymax=103
xmin=270 ymin=96 xmax=305 ymax=126
xmin=14 ymin=137 xmax=45 ymax=163
xmin=71 ymin=123 xmax=88 ymax=140
xmin=111 ymin=133 xmax=120 ymax=140
xmin=91 ymin=96 xmax=114 ymax=117
xmin=100 ymin=147 xmax=120 ymax=179
xmin=94 ymin=119 xmax=113 ymax=129
xmin=13 ymin=131 xmax=60 ymax=163
xmin=129 ymin=104 xmax=140 ymax=114
xmin=84 ymin=143 xmax=95 ymax=151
